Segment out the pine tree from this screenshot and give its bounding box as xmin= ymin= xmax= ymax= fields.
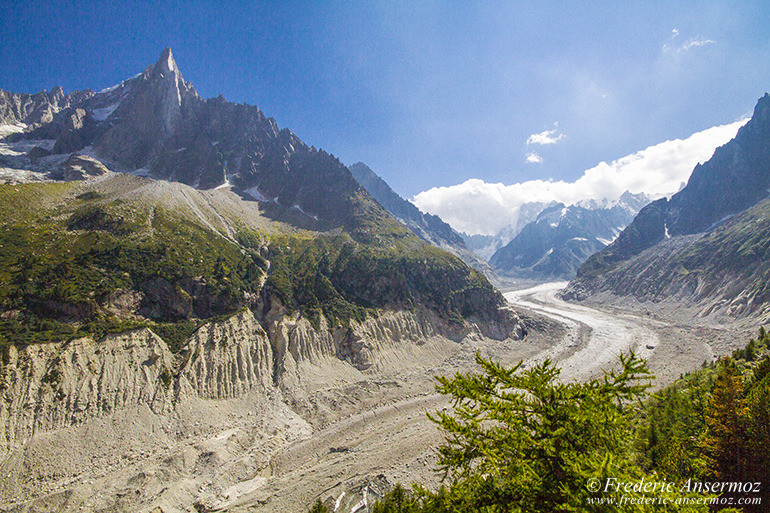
xmin=703 ymin=359 xmax=747 ymax=482
xmin=308 ymin=498 xmax=328 ymax=513
xmin=743 ymin=367 xmax=770 ymax=512
xmin=422 ymin=353 xmax=699 ymax=512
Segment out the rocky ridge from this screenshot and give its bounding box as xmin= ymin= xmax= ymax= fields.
xmin=348 ymin=162 xmax=491 ymax=274
xmin=3 ymin=49 xmax=373 ymax=233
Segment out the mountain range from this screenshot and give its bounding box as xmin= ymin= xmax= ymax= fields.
xmin=489 ymin=191 xmax=650 ymax=279
xmin=566 ymin=93 xmax=770 ymax=318
xmin=461 ymin=201 xmax=547 ymax=261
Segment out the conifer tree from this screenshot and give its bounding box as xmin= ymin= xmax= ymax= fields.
xmin=702 ymin=359 xmax=747 ymax=482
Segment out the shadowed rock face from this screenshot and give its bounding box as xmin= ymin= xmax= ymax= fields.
xmin=347 ymin=161 xmax=495 ymax=275
xmin=349 ymin=162 xmax=464 ymax=248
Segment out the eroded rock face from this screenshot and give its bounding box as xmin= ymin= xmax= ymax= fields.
xmin=0 ymin=328 xmax=176 ymax=455
xmin=0 ymin=306 xmax=524 ymax=456
xmin=181 ymin=310 xmax=274 ymax=400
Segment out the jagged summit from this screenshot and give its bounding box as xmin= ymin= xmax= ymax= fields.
xmin=155 ymin=47 xmax=178 ymax=74
xmin=0 ymin=49 xmax=398 ymax=233
xmin=566 ymin=92 xmax=770 ymax=314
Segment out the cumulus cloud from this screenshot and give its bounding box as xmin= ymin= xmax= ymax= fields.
xmin=663 ymin=28 xmax=714 ymax=54
xmin=525 ymin=152 xmax=542 ymax=163
xmin=526 ymin=124 xmax=565 ymax=145
xmin=412 ymin=119 xmax=747 ymax=236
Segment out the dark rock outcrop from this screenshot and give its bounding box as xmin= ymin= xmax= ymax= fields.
xmin=577 ymin=93 xmax=770 ymax=277
xmin=58 ymin=154 xmax=110 ymax=181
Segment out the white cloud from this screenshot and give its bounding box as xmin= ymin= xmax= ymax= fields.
xmin=526 ymin=125 xmax=565 ymax=145
xmin=525 ymin=152 xmax=542 ymax=163
xmin=663 ymin=28 xmax=714 ymax=54
xmin=412 ymin=119 xmax=747 ymax=236
xmin=680 ymin=38 xmax=715 ymax=53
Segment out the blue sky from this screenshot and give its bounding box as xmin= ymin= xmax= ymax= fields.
xmin=1 ymin=1 xmax=768 ymax=206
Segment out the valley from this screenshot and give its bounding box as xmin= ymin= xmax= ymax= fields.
xmin=0 ymin=37 xmax=767 ymax=513
xmin=221 ymin=283 xmax=754 ymax=512
xmin=504 ymin=283 xmax=752 ymax=387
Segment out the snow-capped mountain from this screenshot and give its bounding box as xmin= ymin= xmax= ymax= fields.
xmin=461 ymin=201 xmax=549 ymax=260
xmin=489 ymin=191 xmax=650 ymax=279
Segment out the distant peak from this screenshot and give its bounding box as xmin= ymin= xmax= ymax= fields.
xmin=154 ymin=47 xmax=178 ymax=74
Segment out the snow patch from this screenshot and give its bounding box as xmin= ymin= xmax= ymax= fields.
xmin=215 ymin=176 xmax=231 ymax=190
xmin=0 ymin=137 xmax=56 ymax=156
xmin=293 ymin=204 xmax=319 ymax=221
xmin=91 ymin=103 xmax=120 ymax=121
xmin=569 ymin=237 xmax=588 ymax=242
xmin=98 ymin=72 xmax=141 ymax=94
xmin=664 ymin=222 xmax=670 ymax=238
xmin=0 ymin=124 xmax=26 ymax=138
xmin=244 ymin=186 xmax=269 ymax=202
xmin=0 ymin=167 xmax=47 ymax=183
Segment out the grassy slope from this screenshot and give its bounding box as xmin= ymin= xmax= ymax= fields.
xmin=0 ymin=174 xmax=503 ymax=349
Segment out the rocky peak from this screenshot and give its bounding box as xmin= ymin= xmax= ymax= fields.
xmin=140 ymin=47 xmax=194 ymax=134
xmin=154 ymin=47 xmax=179 ymax=76
xmin=617 ymin=190 xmax=651 ymax=212
xmin=572 ymin=92 xmax=770 ymax=283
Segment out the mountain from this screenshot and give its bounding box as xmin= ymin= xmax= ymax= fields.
xmin=0 ymin=50 xmax=526 ymax=510
xmin=568 ymin=197 xmax=770 ymax=317
xmin=349 ymin=162 xmax=463 ymax=247
xmin=348 ymin=162 xmax=491 ymax=273
xmin=566 ymin=93 xmax=770 ymax=317
xmin=488 ymin=191 xmax=649 ymax=279
xmin=462 ymin=201 xmax=549 ymax=260
xmin=4 ymin=49 xmax=380 ymax=235
xmin=0 ymin=47 xmax=522 ymax=340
